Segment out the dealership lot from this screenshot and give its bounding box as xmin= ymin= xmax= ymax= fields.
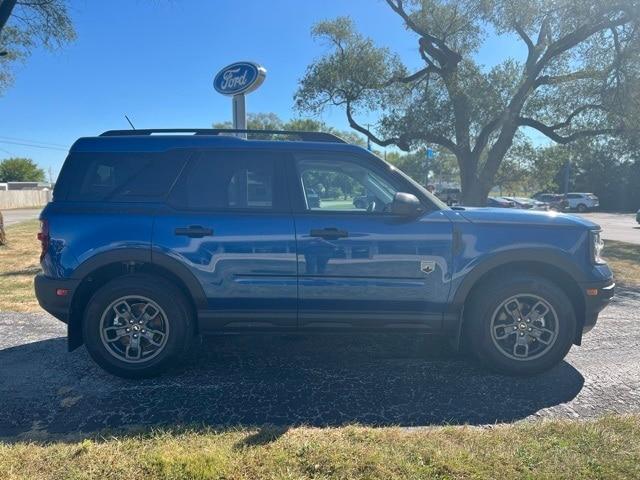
xmin=0 ymin=285 xmax=638 ymax=440
xmin=580 ymin=212 xmax=640 ymax=245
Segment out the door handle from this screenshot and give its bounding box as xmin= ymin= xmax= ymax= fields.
xmin=309 ymin=227 xmax=348 ymax=240
xmin=174 ymin=225 xmax=214 ymax=238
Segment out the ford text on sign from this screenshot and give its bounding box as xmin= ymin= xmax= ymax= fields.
xmin=213 ymin=62 xmax=266 ymax=96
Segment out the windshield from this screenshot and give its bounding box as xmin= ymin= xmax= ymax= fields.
xmin=382 ymin=158 xmax=449 ymax=210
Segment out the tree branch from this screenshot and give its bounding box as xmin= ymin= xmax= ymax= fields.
xmin=345 ymin=100 xmax=457 ymax=153
xmin=536 ymin=69 xmax=607 ymax=87
xmin=382 ymin=64 xmax=438 ymax=87
xmin=385 ymin=0 xmax=462 ymax=67
xmin=518 ymin=117 xmax=623 ymax=144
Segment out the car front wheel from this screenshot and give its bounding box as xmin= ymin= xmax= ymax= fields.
xmin=83 ymin=274 xmax=193 ymax=378
xmin=466 ymin=274 xmax=576 ymax=375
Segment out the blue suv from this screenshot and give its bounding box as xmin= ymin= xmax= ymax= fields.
xmin=35 ymin=129 xmax=614 ymax=378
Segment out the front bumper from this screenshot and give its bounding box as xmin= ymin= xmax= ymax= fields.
xmin=34 ymin=274 xmax=79 ymax=324
xmin=580 ymin=279 xmax=615 ymax=335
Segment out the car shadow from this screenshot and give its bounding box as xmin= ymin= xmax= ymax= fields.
xmin=0 ymin=334 xmax=584 ymax=441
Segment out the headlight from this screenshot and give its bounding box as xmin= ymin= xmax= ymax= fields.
xmin=591 ymin=230 xmax=605 ymax=264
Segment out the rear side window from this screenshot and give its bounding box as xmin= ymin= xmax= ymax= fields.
xmin=61 ymin=151 xmax=188 ymax=202
xmin=169 ymin=150 xmax=286 ymax=211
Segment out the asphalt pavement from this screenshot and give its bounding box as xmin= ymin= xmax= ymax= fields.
xmin=1 ymin=208 xmax=42 ymax=226
xmin=1 ymin=285 xmax=638 ymax=441
xmin=578 ymin=212 xmax=639 ymax=245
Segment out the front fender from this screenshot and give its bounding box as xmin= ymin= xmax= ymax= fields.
xmin=449 ymin=246 xmax=587 ymax=308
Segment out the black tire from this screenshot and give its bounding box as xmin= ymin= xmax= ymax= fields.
xmin=577 ymin=203 xmax=587 ymax=213
xmin=465 ymin=274 xmax=576 ymax=375
xmin=82 ymin=274 xmax=194 ymax=378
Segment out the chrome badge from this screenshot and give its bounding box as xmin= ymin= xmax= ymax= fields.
xmin=421 ymin=261 xmax=435 ymax=274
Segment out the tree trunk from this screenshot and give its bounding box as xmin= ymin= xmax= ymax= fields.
xmin=457 ymin=152 xmax=492 ymax=206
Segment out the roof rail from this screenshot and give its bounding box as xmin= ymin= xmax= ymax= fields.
xmin=99 ymin=128 xmax=347 ymax=143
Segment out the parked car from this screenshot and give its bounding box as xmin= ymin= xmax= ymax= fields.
xmin=436 ymin=188 xmax=460 ymax=206
xmin=35 ymin=128 xmax=614 ymax=378
xmin=503 ymin=197 xmax=549 ymax=211
xmin=487 ymin=197 xmax=516 ymax=208
xmin=533 ymin=193 xmax=569 ymax=211
xmin=565 ymin=193 xmax=599 ymax=212
xmin=353 ymin=194 xmax=372 ymax=209
xmin=306 ymin=189 xmax=320 ymax=209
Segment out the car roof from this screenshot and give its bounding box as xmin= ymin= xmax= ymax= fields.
xmin=69 ymin=133 xmax=369 ymax=156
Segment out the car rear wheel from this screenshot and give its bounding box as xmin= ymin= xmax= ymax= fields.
xmin=577 ymin=203 xmax=587 ymax=212
xmin=83 ymin=274 xmax=194 ymax=378
xmin=465 ymin=274 xmax=576 ymax=375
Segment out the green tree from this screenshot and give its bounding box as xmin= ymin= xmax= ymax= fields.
xmin=0 ymin=0 xmax=75 ymax=93
xmin=212 ymin=112 xmax=367 ymax=146
xmin=0 ymin=157 xmax=45 ymax=181
xmin=295 ymin=2 xmax=640 ymax=205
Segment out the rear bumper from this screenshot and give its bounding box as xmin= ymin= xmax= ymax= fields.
xmin=34 ymin=274 xmax=79 ymax=324
xmin=580 ymin=280 xmax=615 ymax=335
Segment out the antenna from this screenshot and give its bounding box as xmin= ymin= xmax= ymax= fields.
xmin=124 ymin=115 xmax=136 ymax=130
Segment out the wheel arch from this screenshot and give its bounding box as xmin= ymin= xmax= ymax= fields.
xmin=451 ymin=251 xmax=587 ymax=349
xmin=67 ymin=249 xmax=206 ymax=350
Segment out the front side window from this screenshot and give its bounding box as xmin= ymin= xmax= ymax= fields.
xmin=296 ymin=155 xmax=399 ymax=213
xmin=170 ymin=151 xmax=279 ymax=211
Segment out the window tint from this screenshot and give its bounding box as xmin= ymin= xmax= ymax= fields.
xmin=296 ymin=155 xmax=399 ymax=213
xmin=170 ymin=151 xmax=280 ymax=211
xmin=64 ymin=151 xmax=187 ymax=202
xmin=567 ymin=193 xmax=581 ymax=199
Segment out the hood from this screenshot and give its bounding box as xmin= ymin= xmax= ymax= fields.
xmin=450 ymin=207 xmax=599 ymax=229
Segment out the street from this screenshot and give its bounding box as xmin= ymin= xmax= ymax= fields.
xmin=579 ymin=212 xmax=640 ymax=245
xmin=1 ymin=285 xmax=639 ymax=440
xmin=1 ymin=208 xmax=42 ymax=226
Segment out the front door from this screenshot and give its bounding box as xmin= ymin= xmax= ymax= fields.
xmin=290 ymin=152 xmax=453 ymax=330
xmin=153 ymin=149 xmax=297 ymax=330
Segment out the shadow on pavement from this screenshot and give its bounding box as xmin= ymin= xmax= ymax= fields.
xmin=0 ymin=334 xmax=584 ymax=441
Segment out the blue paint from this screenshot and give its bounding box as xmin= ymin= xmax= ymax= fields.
xmin=36 ymin=132 xmax=613 ymax=339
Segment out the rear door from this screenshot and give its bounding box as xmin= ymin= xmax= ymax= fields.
xmin=153 ymin=149 xmax=297 ymax=330
xmin=289 ymin=151 xmax=453 ymax=331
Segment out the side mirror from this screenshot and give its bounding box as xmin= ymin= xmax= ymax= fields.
xmin=391 ymin=192 xmax=423 ymax=216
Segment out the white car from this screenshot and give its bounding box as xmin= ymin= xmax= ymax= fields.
xmin=566 ymin=193 xmax=599 ymax=212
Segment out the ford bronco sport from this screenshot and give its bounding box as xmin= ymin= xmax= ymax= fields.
xmin=35 ymin=129 xmax=615 ymax=378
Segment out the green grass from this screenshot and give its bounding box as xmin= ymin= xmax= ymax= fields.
xmin=1 ymin=416 xmax=639 ymax=479
xmin=603 ymin=241 xmax=640 ymax=286
xmin=0 ymin=219 xmax=41 ymax=311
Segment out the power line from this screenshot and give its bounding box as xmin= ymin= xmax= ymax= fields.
xmin=0 ymin=135 xmax=69 ymax=148
xmin=0 ymin=140 xmax=68 ymax=152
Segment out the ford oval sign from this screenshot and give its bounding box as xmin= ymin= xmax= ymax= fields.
xmin=213 ymin=62 xmax=267 ymax=96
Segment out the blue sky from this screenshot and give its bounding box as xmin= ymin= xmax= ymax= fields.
xmin=0 ymin=0 xmax=525 ymax=179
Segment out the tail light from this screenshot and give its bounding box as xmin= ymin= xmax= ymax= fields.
xmin=37 ymin=219 xmax=49 ymax=262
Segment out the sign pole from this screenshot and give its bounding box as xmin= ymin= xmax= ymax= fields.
xmin=232 ymin=94 xmax=247 ymax=138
